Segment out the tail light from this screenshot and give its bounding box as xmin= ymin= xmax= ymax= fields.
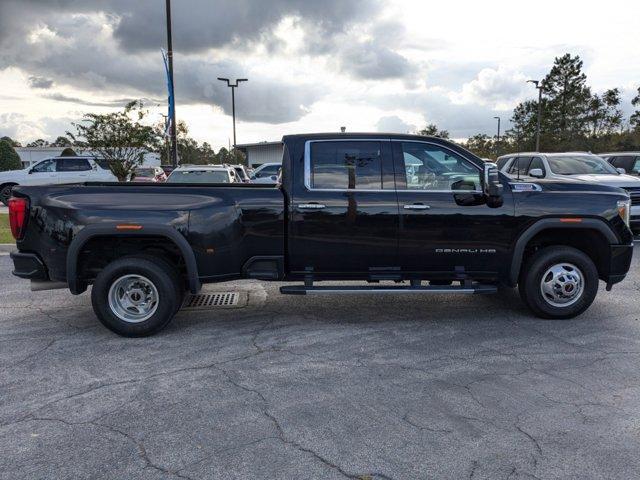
xmin=8 ymin=197 xmax=29 ymax=240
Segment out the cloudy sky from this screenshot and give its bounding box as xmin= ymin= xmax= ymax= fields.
xmin=0 ymin=0 xmax=638 ymax=148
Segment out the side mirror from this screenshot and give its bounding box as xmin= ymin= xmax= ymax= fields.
xmin=483 ymin=163 xmax=503 ymax=207
xmin=529 ymin=168 xmax=544 ymax=178
xmin=616 ymin=167 xmax=626 ymax=174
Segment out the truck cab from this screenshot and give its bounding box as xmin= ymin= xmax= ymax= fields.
xmin=8 ymin=133 xmax=635 ymax=336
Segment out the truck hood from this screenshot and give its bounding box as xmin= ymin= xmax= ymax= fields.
xmin=0 ymin=169 xmax=25 ymax=182
xmin=563 ymin=173 xmax=640 ymax=188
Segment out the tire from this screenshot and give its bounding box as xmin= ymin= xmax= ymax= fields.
xmin=0 ymin=184 xmax=16 ymax=206
xmin=518 ymin=246 xmax=599 ymax=319
xmin=91 ymin=255 xmax=181 ymax=337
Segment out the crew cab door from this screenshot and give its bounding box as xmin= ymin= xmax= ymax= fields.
xmin=27 ymin=158 xmax=58 ymax=184
xmin=288 ymin=139 xmax=399 ymax=276
xmin=392 ymin=141 xmax=514 ymax=278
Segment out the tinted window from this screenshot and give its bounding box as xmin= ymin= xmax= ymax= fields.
xmin=528 ymin=157 xmax=545 ymax=175
xmin=57 ymin=158 xmax=91 ymax=172
xmin=31 ymin=159 xmax=57 ymax=173
xmin=167 ymin=170 xmax=230 ymax=183
xmin=633 ymin=158 xmax=640 ymax=174
xmin=496 ymin=157 xmax=512 ymax=170
xmin=310 ymin=141 xmax=382 ymax=189
xmin=95 ymin=159 xmax=111 ymax=170
xmin=399 ymin=142 xmax=480 ymax=191
xmin=508 ymin=157 xmax=532 ymax=176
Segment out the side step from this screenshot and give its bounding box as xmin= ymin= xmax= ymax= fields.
xmin=279 ymin=284 xmax=497 ymax=295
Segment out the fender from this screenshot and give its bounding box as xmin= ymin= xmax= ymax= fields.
xmin=508 ymin=217 xmax=619 ymax=286
xmin=66 ymin=224 xmax=201 ymax=295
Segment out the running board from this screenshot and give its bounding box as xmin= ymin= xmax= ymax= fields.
xmin=279 ymin=284 xmax=497 ymax=295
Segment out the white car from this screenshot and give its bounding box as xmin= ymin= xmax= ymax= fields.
xmin=166 ymin=165 xmax=239 ymax=184
xmin=0 ymin=156 xmax=117 ymax=205
xmin=250 ymin=162 xmax=281 ymax=183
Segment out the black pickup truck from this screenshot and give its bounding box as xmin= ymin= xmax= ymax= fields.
xmin=8 ymin=133 xmax=635 ymax=336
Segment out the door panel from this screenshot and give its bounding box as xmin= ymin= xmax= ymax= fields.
xmin=393 ymin=141 xmax=514 ymax=277
xmin=288 ymin=140 xmax=399 ymax=275
xmin=28 ymin=159 xmax=58 ymax=185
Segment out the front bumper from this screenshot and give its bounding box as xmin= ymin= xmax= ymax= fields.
xmin=605 ymin=243 xmax=634 ymax=287
xmin=10 ymin=251 xmax=48 ymax=280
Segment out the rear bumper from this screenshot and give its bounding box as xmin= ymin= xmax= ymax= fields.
xmin=10 ymin=251 xmax=49 ymax=280
xmin=605 ymin=243 xmax=634 ymax=286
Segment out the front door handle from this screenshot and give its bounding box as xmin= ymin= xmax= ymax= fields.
xmin=404 ymin=203 xmax=430 ymax=210
xmin=298 ymin=203 xmax=326 ymax=210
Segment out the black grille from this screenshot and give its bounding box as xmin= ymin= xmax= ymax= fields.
xmin=624 ymin=188 xmax=640 ymax=206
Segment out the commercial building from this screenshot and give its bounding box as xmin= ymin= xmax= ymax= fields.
xmin=235 ymin=141 xmax=283 ymax=168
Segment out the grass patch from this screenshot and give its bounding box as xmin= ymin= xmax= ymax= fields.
xmin=0 ymin=214 xmax=14 ymax=243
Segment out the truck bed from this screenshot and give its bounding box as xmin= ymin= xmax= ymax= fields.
xmin=13 ymin=182 xmax=285 ymax=284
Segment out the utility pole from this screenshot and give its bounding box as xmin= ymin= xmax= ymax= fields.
xmin=527 ymin=79 xmax=544 ymax=152
xmin=165 ymin=0 xmax=178 ymax=167
xmin=493 ymin=116 xmax=501 ymax=156
xmin=217 ymin=78 xmax=248 ymax=148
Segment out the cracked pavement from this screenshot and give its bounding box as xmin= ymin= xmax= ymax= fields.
xmin=1 ymin=246 xmax=640 ymax=479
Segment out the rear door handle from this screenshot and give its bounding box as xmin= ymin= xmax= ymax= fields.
xmin=298 ymin=203 xmax=326 ymax=210
xmin=404 ymin=203 xmax=430 ymax=210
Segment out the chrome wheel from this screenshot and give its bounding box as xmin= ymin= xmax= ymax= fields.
xmin=107 ymin=274 xmax=159 ymax=323
xmin=540 ymin=263 xmax=584 ymax=308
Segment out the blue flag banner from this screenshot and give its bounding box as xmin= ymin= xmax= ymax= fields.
xmin=161 ymin=48 xmax=174 ymax=138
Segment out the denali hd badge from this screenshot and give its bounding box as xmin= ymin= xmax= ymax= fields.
xmin=435 ymin=248 xmax=497 ymax=254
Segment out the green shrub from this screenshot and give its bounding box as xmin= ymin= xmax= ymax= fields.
xmin=0 ymin=140 xmax=21 ymax=171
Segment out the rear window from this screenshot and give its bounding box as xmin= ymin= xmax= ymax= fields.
xmin=167 ymin=170 xmax=230 ymax=183
xmin=135 ymin=168 xmax=156 ymax=177
xmin=309 ymin=141 xmax=382 ymax=189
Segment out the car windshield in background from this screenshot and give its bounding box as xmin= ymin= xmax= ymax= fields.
xmin=167 ymin=170 xmax=229 ymax=183
xmin=547 ymin=155 xmax=618 ymax=175
xmin=135 ymin=168 xmax=155 ymax=177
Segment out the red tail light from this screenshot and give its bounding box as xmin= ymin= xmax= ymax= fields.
xmin=8 ymin=197 xmax=28 ymax=240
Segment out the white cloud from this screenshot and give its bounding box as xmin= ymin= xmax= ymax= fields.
xmin=450 ymin=66 xmax=529 ymax=110
xmin=375 ymin=115 xmax=415 ymax=133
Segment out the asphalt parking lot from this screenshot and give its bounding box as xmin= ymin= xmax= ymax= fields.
xmin=1 ymin=247 xmax=640 ymax=480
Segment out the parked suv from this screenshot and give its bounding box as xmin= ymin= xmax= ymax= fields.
xmin=600 ymin=152 xmax=640 ymax=176
xmin=0 ymin=156 xmax=117 ymax=205
xmin=497 ymin=152 xmax=640 ymax=233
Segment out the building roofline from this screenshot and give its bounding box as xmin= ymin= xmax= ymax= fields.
xmin=234 ymin=141 xmax=283 ymax=149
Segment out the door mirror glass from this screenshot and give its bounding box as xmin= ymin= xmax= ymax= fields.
xmin=483 ymin=163 xmax=503 ymax=206
xmin=529 ymin=168 xmax=544 ymax=178
xmin=616 ymin=167 xmax=626 ymax=174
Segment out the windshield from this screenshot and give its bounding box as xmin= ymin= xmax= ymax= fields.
xmin=167 ymin=170 xmax=230 ymax=183
xmin=547 ymin=155 xmax=618 ymax=175
xmin=135 ymin=168 xmax=156 ymax=177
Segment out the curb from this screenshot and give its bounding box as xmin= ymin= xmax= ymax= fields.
xmin=0 ymin=244 xmax=15 ymax=254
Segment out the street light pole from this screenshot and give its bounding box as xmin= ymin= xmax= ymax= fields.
xmin=493 ymin=116 xmax=501 ymax=156
xmin=217 ymin=78 xmax=248 ymax=148
xmin=527 ymin=79 xmax=544 ymax=152
xmin=165 ymin=0 xmax=178 ymax=167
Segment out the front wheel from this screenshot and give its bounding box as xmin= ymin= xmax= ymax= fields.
xmin=91 ymin=256 xmax=181 ymax=337
xmin=519 ymin=246 xmax=599 ymax=319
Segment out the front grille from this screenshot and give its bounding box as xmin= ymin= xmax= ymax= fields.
xmin=623 ymin=188 xmax=640 ymax=206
